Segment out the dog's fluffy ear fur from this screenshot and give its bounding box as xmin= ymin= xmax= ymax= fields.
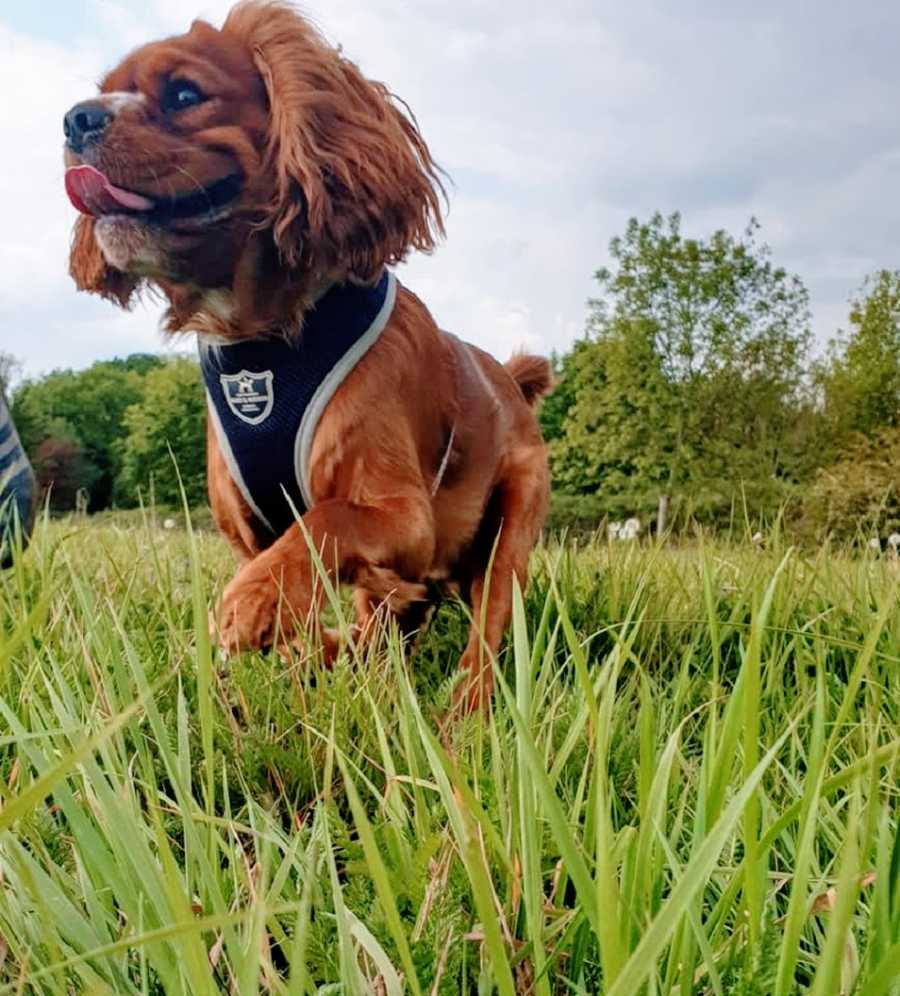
xmin=69 ymin=215 xmax=140 ymax=307
xmin=223 ymin=0 xmax=445 ymax=282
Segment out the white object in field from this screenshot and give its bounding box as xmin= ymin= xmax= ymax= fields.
xmin=888 ymin=533 xmax=900 ymax=549
xmin=608 ymin=521 xmax=622 ymax=539
xmin=621 ymin=517 xmax=641 ymax=540
xmin=868 ymin=537 xmax=881 ymax=551
xmin=163 ymin=517 xmax=176 ymax=530
xmin=751 ymin=531 xmax=764 ymax=545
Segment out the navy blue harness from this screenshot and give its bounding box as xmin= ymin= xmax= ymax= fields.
xmin=201 ymin=270 xmax=397 ymax=536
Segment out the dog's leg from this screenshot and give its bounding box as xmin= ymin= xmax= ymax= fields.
xmin=215 ymin=494 xmax=434 ymax=654
xmin=351 ymin=586 xmax=379 ymax=644
xmin=452 ymin=444 xmax=549 ymax=716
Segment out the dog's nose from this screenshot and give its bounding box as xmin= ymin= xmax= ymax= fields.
xmin=64 ymin=100 xmax=113 ymax=153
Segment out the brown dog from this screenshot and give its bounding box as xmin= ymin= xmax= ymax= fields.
xmin=63 ymin=1 xmax=551 ymax=713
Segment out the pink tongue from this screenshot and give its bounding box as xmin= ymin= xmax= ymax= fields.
xmin=65 ymin=165 xmax=154 ymax=216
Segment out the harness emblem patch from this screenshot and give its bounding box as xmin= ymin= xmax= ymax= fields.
xmin=220 ymin=370 xmax=274 ymax=425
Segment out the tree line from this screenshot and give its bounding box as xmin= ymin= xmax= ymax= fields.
xmin=6 ymin=211 xmax=900 ymax=540
xmin=542 ymin=213 xmax=900 ymax=540
xmin=8 ymin=354 xmax=207 ymax=512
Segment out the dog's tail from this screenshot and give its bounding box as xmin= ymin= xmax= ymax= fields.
xmin=505 ymin=353 xmax=555 ymax=407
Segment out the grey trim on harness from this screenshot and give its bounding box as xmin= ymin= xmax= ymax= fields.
xmin=206 ymin=394 xmax=277 ymax=534
xmin=205 ymin=271 xmax=397 ymax=533
xmin=293 ymin=271 xmax=398 ymax=509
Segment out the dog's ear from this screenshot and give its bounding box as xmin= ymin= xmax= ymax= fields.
xmin=69 ymin=215 xmax=139 ymax=308
xmin=224 ymin=1 xmax=445 ymax=281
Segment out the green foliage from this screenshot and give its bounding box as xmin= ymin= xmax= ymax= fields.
xmin=1 ymin=520 xmax=898 ymax=992
xmin=548 ymin=213 xmax=812 ymax=522
xmin=109 ymin=353 xmax=167 ymax=377
xmin=538 ymin=344 xmax=590 ymax=443
xmin=793 ymin=427 xmax=900 ymax=542
xmin=544 ymin=491 xmax=608 ymax=534
xmin=818 ymin=269 xmax=900 ymax=444
xmin=11 ymin=354 xmax=204 ymax=512
xmin=32 ymin=433 xmax=97 ymax=512
xmin=798 ymin=272 xmax=900 ymax=539
xmin=117 ymin=357 xmax=208 ymax=507
xmin=11 ymin=357 xmax=155 ymax=508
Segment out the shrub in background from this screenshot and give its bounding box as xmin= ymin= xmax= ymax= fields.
xmin=116 ymin=358 xmax=208 ymax=508
xmin=792 ymin=428 xmax=900 ymax=543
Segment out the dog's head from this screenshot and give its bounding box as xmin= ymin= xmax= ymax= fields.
xmin=64 ymin=1 xmax=444 ymax=335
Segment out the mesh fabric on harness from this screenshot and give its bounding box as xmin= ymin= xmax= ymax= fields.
xmin=201 ymin=270 xmax=397 ymax=536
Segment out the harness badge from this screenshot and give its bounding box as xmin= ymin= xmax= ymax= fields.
xmin=220 ymin=370 xmax=274 ymax=425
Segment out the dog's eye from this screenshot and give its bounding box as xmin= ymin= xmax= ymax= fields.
xmin=161 ymin=79 xmax=206 ymax=113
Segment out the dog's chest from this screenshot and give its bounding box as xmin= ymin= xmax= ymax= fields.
xmin=201 ymin=271 xmax=397 ymax=536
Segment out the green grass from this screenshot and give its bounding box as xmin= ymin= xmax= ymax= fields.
xmin=0 ymin=511 xmax=899 ymax=994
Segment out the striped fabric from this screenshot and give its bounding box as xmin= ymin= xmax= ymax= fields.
xmin=0 ymin=392 xmax=34 ymax=567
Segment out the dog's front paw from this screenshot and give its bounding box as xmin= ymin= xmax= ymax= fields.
xmin=216 ymin=568 xmax=283 ymax=656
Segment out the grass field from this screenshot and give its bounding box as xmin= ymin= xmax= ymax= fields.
xmin=0 ymin=513 xmax=899 ymax=994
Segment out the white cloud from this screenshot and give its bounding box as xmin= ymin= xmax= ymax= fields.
xmin=3 ymin=0 xmax=900 ymax=382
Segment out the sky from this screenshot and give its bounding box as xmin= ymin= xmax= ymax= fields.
xmin=1 ymin=0 xmax=898 ymax=382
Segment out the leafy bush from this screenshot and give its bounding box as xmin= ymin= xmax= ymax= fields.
xmin=546 ymin=477 xmax=794 ymax=539
xmin=817 ymin=269 xmax=900 ymax=442
xmin=545 ymin=491 xmax=657 ymax=536
xmin=32 ymin=433 xmax=96 ymax=512
xmin=117 ymin=357 xmax=208 ymax=507
xmin=544 ymin=492 xmax=607 ymax=535
xmin=12 ymin=355 xmax=163 ymax=509
xmin=793 ymin=428 xmax=900 ymax=542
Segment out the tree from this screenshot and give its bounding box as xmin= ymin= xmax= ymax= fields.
xmin=32 ymin=431 xmax=96 ymax=512
xmin=108 ymin=354 xmax=166 ymax=377
xmin=12 ymin=360 xmax=149 ymax=508
xmin=818 ymin=270 xmax=900 ymax=442
xmin=539 ymin=342 xmax=592 ymax=443
xmin=117 ymin=358 xmax=208 ymax=507
xmin=550 ymin=213 xmax=812 ymax=522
